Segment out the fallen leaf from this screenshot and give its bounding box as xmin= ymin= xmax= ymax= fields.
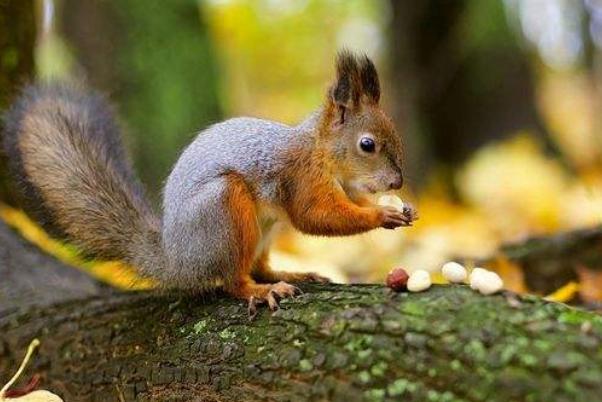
xmin=3 ymin=375 xmax=40 ymax=398
xmin=544 ymin=281 xmax=580 ymax=303
xmin=0 ymin=340 xmax=63 ymax=402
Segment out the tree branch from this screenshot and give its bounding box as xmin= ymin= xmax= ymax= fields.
xmin=1 ymin=284 xmax=601 ymax=401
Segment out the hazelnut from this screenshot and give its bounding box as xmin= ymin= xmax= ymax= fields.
xmin=386 ymin=268 xmax=410 ymax=291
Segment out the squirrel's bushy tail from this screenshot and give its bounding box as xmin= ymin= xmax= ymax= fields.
xmin=2 ymin=82 xmax=163 ymax=276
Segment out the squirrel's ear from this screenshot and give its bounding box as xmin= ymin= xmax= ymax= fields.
xmin=330 ymin=50 xmax=362 ymax=124
xmin=359 ymin=55 xmax=380 ymax=104
xmin=329 ymin=51 xmax=380 ymax=124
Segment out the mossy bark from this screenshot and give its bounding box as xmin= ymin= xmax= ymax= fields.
xmin=1 ymin=284 xmax=602 ymax=402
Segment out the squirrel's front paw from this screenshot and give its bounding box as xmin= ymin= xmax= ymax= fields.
xmin=402 ymin=202 xmax=419 ymax=222
xmin=379 ymin=206 xmax=413 ymax=229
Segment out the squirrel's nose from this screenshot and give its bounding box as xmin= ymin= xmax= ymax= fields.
xmin=389 ymin=175 xmax=403 ymax=190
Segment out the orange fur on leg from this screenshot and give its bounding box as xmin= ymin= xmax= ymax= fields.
xmin=253 ymin=251 xmax=330 ymax=284
xmin=223 ymin=174 xmax=299 ymax=312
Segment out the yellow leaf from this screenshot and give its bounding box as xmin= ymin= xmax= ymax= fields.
xmin=0 ymin=203 xmax=151 ymax=290
xmin=545 ymin=281 xmax=580 ymax=303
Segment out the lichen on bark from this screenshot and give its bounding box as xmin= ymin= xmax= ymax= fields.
xmin=1 ymin=284 xmax=602 ymax=402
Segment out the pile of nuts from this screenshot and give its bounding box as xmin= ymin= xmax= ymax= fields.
xmin=386 ymin=262 xmax=504 ymax=295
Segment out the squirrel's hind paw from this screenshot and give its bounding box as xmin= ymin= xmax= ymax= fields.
xmin=243 ymin=281 xmax=301 ymax=319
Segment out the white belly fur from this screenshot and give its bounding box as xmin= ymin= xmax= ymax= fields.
xmin=254 ymin=203 xmax=286 ymax=260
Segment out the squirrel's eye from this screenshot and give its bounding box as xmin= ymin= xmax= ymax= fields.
xmin=359 ymin=137 xmax=376 ymax=153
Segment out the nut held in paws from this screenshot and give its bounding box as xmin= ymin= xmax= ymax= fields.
xmin=377 ymin=195 xmax=405 ymax=211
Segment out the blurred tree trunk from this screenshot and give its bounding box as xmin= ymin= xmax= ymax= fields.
xmin=0 ymin=0 xmax=36 ymax=205
xmin=487 ymin=225 xmax=602 ymax=302
xmin=59 ymin=0 xmax=222 ymax=201
xmin=0 ymin=220 xmax=108 ymax=315
xmin=2 ymin=284 xmax=602 ymax=402
xmin=389 ymin=0 xmax=551 ymax=183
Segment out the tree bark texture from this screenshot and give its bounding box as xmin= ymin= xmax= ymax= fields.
xmin=1 ymin=284 xmax=602 ymax=402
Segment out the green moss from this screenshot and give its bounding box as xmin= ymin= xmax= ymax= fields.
xmin=370 ymin=361 xmax=388 ymax=377
xmin=218 ymin=328 xmax=236 ymax=340
xmin=464 ymin=339 xmax=487 ymax=361
xmin=344 ymin=334 xmax=373 ymax=352
xmin=450 ymin=359 xmax=462 ymax=371
xmin=364 ymin=388 xmax=385 ymax=401
xmin=192 ymin=320 xmax=208 ymax=334
xmin=558 ymin=310 xmax=590 ymax=326
xmin=519 ymin=354 xmax=538 ymax=367
xmin=299 ymin=359 xmax=313 ymax=372
xmin=387 ymin=379 xmax=408 ymax=396
xmin=357 ymin=370 xmax=371 ymax=384
xmin=399 ymin=300 xmax=425 ymax=316
xmin=357 ymin=349 xmax=372 ymax=360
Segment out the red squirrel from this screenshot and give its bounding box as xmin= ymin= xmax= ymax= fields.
xmin=3 ymin=50 xmax=416 ymax=313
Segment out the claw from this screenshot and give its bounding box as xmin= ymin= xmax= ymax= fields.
xmin=242 ymin=281 xmax=300 ymax=317
xmin=268 ymin=290 xmax=281 ymax=311
xmin=248 ymin=296 xmax=260 ymax=320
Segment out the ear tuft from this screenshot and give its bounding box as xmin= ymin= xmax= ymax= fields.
xmin=360 ymin=55 xmax=380 ymax=103
xmin=332 ymin=49 xmax=362 ymax=107
xmin=331 ymin=50 xmax=381 ymax=110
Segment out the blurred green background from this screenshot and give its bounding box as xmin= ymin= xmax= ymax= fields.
xmin=1 ymin=0 xmax=601 ymax=299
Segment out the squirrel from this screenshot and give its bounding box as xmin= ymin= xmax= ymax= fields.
xmin=2 ymin=51 xmax=415 ymax=313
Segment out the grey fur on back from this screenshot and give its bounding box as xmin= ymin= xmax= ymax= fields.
xmin=4 ymin=81 xmax=322 ymax=292
xmin=161 ymin=116 xmax=318 ymax=289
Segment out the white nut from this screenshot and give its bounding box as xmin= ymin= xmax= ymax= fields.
xmin=441 ymin=262 xmax=467 ymax=283
xmin=407 ymin=270 xmax=432 ymax=292
xmin=469 ymin=267 xmax=488 ymax=289
xmin=479 ymin=271 xmax=504 ymax=295
xmin=470 ymin=269 xmax=504 ymax=295
xmin=377 ymin=195 xmax=405 ymax=211
xmin=472 ymin=267 xmax=488 ymax=276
